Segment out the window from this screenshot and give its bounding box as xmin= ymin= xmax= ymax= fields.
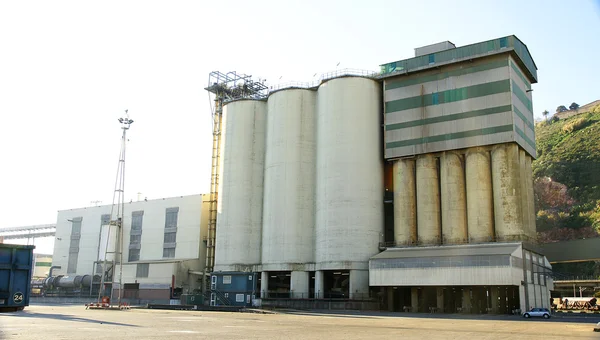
xmin=129 ymin=249 xmax=140 ymax=262
xmin=223 ymin=275 xmax=232 ymax=284
xmin=131 ymin=212 xmax=143 ymax=231
xmin=236 ymin=294 xmax=244 ymax=302
xmin=67 ymin=217 xmax=82 ymax=273
xmin=163 ymin=208 xmax=178 ymax=258
xmin=499 ymin=37 xmax=508 ymax=49
xmin=164 ymin=232 xmax=176 ymax=243
xmin=428 ymin=54 xmax=435 ymax=64
xmin=163 ymin=248 xmax=175 ymax=258
xmin=136 ymin=263 xmax=149 ymax=278
xmin=129 ymin=211 xmax=143 ymax=262
xmin=165 ymin=208 xmax=178 ymax=228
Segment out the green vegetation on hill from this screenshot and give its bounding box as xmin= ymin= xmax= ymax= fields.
xmin=533 ymin=107 xmax=600 ymax=241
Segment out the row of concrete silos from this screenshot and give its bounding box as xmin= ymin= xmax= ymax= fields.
xmin=214 ymin=77 xmax=383 ymax=280
xmin=393 ymin=143 xmax=537 ymax=246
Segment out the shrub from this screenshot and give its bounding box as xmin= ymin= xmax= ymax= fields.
xmin=562 ymin=117 xmax=588 ymax=133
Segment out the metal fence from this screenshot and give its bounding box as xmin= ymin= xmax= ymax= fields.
xmin=268 ymin=68 xmax=379 ymax=94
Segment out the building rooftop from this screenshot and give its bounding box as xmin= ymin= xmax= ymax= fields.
xmin=379 ymin=35 xmax=538 ymax=83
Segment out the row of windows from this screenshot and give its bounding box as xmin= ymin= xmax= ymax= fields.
xmin=66 ymin=207 xmax=181 ymax=273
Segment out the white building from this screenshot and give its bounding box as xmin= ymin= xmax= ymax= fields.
xmin=51 ymin=194 xmax=209 ymax=300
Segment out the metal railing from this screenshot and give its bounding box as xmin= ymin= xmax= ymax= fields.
xmin=268 ymin=68 xmax=380 ymax=94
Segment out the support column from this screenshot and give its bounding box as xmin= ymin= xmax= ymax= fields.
xmin=387 ymin=287 xmax=394 ymax=312
xmin=260 ymin=271 xmax=269 ymax=298
xmin=436 ymin=287 xmax=444 ymax=313
xmin=491 ymin=287 xmax=499 ymax=314
xmin=393 ymin=159 xmax=417 ymax=246
xmin=290 ymin=271 xmax=309 ymax=299
xmin=416 ymin=155 xmax=441 ymax=245
xmin=441 ymin=152 xmax=467 ymax=244
xmin=314 ymin=270 xmax=324 ymax=299
xmin=349 ymin=270 xmax=369 ymax=300
xmin=465 ymin=147 xmax=494 ymax=243
xmin=462 ymin=288 xmax=471 ymax=313
xmin=492 ymin=144 xmax=525 ymax=241
xmin=411 ymin=287 xmax=419 ymax=312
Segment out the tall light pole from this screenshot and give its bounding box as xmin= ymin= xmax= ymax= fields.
xmin=98 ymin=110 xmax=133 ymax=307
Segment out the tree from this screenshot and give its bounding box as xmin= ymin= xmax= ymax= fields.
xmin=556 ymin=105 xmax=568 ymax=113
xmin=569 ymin=102 xmax=580 ymax=111
xmin=542 ymin=110 xmax=549 ymax=120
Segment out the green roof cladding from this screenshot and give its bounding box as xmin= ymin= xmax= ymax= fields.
xmin=380 ymin=35 xmax=538 ymax=83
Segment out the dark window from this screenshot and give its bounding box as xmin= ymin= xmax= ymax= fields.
xmin=136 ymin=263 xmax=149 ymax=278
xmin=129 ymin=249 xmax=140 ymax=262
xmin=67 ymin=217 xmax=83 ymax=273
xmin=163 ymin=248 xmax=175 ymax=258
xmin=164 ymin=232 xmax=177 ymax=243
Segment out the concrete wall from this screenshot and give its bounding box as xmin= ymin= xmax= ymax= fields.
xmin=384 ymin=54 xmax=536 ymax=160
xmin=52 ymin=194 xmax=207 ymax=281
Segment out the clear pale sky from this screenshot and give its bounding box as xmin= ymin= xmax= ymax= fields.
xmin=1 ymin=0 xmax=599 ymax=231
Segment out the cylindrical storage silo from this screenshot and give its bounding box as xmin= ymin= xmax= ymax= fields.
xmin=315 ymin=77 xmax=383 ymax=270
xmin=393 ymin=159 xmax=417 ymax=246
xmin=214 ymin=100 xmax=267 ymax=272
xmin=440 ymin=152 xmax=467 ymax=244
xmin=524 ymin=154 xmax=537 ymax=240
xmin=465 ymin=147 xmax=495 ymax=242
xmin=261 ymin=89 xmax=316 ymax=270
xmin=492 ymin=143 xmax=525 ymax=242
xmin=518 ymin=149 xmax=531 ymax=241
xmin=416 ymin=154 xmax=441 ymax=245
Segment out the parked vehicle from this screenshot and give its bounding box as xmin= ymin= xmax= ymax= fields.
xmin=523 ymin=307 xmax=551 ymax=319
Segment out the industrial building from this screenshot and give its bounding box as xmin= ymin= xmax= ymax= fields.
xmin=209 ymin=35 xmax=552 ymax=313
xmin=50 ymin=194 xmax=209 ymax=300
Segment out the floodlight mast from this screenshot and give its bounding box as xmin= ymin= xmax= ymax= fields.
xmin=98 ymin=110 xmax=133 ymax=308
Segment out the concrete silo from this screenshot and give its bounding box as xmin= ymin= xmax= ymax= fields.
xmin=416 ymin=154 xmax=441 ymax=245
xmin=465 ymin=147 xmax=495 ymax=242
xmin=315 ymin=77 xmax=383 ymax=298
xmin=214 ymin=100 xmax=267 ymax=272
xmin=393 ymin=159 xmax=417 ymax=246
xmin=440 ymin=151 xmax=467 ymax=244
xmin=261 ymin=89 xmax=316 ymax=297
xmin=491 ymin=143 xmax=525 ymax=242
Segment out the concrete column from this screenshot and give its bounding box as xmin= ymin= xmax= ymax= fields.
xmin=314 ymin=270 xmax=324 ymax=299
xmin=416 ymin=155 xmax=441 ymax=245
xmin=491 ymin=287 xmax=499 ymax=314
xmin=411 ymin=287 xmax=419 ymax=312
xmin=465 ymin=148 xmax=494 ymax=243
xmin=441 ymin=152 xmax=467 ymax=244
xmin=290 ymin=271 xmax=309 ymax=299
xmin=260 ymin=271 xmax=269 ymax=298
xmin=492 ymin=144 xmax=525 ymax=242
xmin=349 ymin=270 xmax=369 ymax=300
xmin=525 ymin=156 xmax=537 ymax=239
xmin=462 ymin=288 xmax=471 ymax=313
xmin=436 ymin=287 xmax=444 ymax=312
xmin=387 ymin=287 xmax=394 ymax=312
xmin=393 ymin=159 xmax=417 ymax=245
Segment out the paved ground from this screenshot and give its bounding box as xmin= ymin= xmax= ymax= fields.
xmin=0 ymin=305 xmax=599 ymax=339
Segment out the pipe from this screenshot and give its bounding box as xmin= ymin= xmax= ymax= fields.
xmin=48 ymin=265 xmax=61 ymax=278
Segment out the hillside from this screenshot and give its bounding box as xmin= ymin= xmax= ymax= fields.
xmin=533 ymin=106 xmax=600 ymax=242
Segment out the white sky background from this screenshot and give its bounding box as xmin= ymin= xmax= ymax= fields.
xmin=1 ymin=0 xmax=599 ymax=233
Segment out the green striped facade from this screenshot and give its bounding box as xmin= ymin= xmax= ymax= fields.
xmin=384 ymin=55 xmax=536 ymax=159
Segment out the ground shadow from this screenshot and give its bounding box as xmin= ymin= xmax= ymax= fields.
xmin=3 ymin=311 xmax=139 ymax=328
xmin=279 ymin=309 xmax=600 ymax=324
